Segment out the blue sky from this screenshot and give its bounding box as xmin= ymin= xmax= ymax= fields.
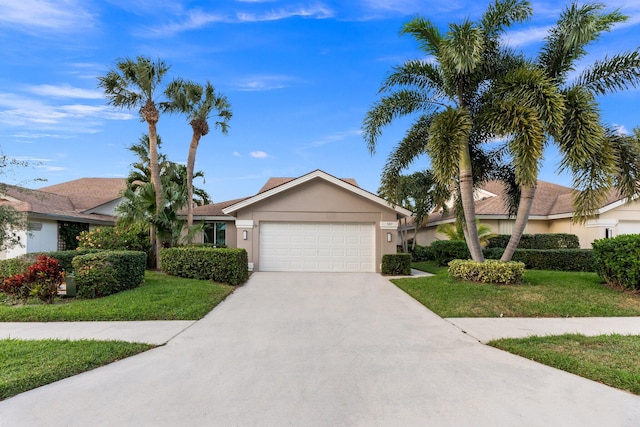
xmin=1 ymin=0 xmax=639 ymax=202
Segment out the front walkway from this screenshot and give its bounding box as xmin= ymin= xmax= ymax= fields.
xmin=1 ymin=272 xmax=639 ymax=426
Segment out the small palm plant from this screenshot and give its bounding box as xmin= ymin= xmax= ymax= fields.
xmin=436 ymin=220 xmax=496 ymax=248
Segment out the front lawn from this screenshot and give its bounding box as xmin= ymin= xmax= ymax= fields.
xmin=0 ymin=339 xmax=154 ymax=400
xmin=395 ymin=261 xmax=640 ymax=317
xmin=489 ymin=334 xmax=640 ymax=395
xmin=0 ymin=271 xmax=234 ymax=322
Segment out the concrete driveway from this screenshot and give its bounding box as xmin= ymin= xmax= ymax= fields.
xmin=1 ymin=272 xmax=640 ymax=426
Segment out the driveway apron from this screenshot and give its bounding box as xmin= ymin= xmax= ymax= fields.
xmin=1 ymin=272 xmax=639 ymax=426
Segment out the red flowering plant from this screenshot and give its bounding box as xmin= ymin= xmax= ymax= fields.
xmin=0 ymin=255 xmax=64 ymax=304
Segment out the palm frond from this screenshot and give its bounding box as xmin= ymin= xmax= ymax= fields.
xmin=380 ymin=60 xmax=445 ymax=95
xmin=575 ymin=50 xmax=640 ymax=95
xmin=441 ymin=20 xmax=485 ymax=75
xmin=426 ymin=107 xmax=472 ymax=187
xmin=481 ymin=0 xmax=532 ymax=40
xmin=401 ymin=17 xmax=443 ymax=56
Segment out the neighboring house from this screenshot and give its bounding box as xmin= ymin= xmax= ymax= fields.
xmin=406 ymin=180 xmax=640 ymax=249
xmin=0 ymin=178 xmax=126 ymax=259
xmin=191 ymin=170 xmax=411 ymax=272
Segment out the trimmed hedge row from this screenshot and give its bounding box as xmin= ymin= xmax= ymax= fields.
xmin=159 ymin=247 xmax=249 ymax=286
xmin=486 ymin=233 xmax=580 ymax=249
xmin=431 ymin=240 xmax=471 ymax=266
xmin=449 ymin=259 xmax=525 ymax=284
xmin=592 ymin=234 xmax=640 ymax=290
xmin=382 ymin=253 xmax=412 ymax=275
xmin=72 ymin=251 xmax=146 ymax=298
xmin=410 ymin=245 xmax=435 ymax=262
xmin=484 ymin=248 xmax=594 ymax=272
xmin=39 ymin=249 xmax=103 ymax=272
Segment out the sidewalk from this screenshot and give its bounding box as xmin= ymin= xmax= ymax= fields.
xmin=446 ymin=316 xmax=640 ymax=343
xmin=0 ymin=321 xmax=195 ymax=345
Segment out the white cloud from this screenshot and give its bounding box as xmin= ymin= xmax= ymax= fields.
xmin=613 ymin=123 xmax=629 ymax=135
xmin=232 ymin=151 xmax=241 ymax=156
xmin=234 ymin=75 xmax=296 ymax=91
xmin=0 ymin=0 xmax=94 ymax=32
xmin=143 ymin=4 xmax=333 ymax=37
xmin=501 ymin=26 xmax=552 ymax=48
xmin=27 ymin=84 xmax=104 ymax=100
xmin=305 ymin=129 xmax=362 ymax=148
xmin=250 ymin=151 xmax=269 ymax=158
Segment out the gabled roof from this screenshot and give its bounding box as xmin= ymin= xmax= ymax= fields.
xmin=38 ymin=178 xmax=126 ymax=212
xmin=222 ymin=169 xmax=412 ymax=218
xmin=191 ymin=198 xmax=249 ymax=218
xmin=0 ymin=185 xmax=115 ymax=224
xmin=258 ymin=176 xmax=359 ymax=193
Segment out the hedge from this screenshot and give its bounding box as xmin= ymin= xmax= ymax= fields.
xmin=159 ymin=247 xmax=249 ymax=286
xmin=592 ymin=234 xmax=640 ymax=290
xmin=483 ymin=248 xmax=594 ymax=272
xmin=71 ymin=251 xmax=146 ymax=298
xmin=410 ymin=245 xmax=435 ymax=262
xmin=382 ymin=253 xmax=412 ymax=275
xmin=0 ymin=258 xmax=32 ymax=282
xmin=486 ymin=233 xmax=580 ymax=250
xmin=40 ymin=249 xmax=103 ymax=272
xmin=449 ymin=259 xmax=525 ymax=284
xmin=431 ymin=240 xmax=471 ymax=265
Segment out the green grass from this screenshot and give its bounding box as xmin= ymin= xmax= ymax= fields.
xmin=0 ymin=339 xmax=155 ymax=400
xmin=395 ymin=261 xmax=640 ymax=317
xmin=0 ymin=271 xmax=234 ymax=321
xmin=489 ymin=334 xmax=640 ymax=395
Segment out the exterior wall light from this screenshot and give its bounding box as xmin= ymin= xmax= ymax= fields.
xmin=387 ymin=232 xmax=392 ymax=242
xmin=243 ymin=230 xmax=248 ymax=240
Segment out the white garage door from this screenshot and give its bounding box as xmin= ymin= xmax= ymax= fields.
xmin=618 ymin=221 xmax=640 ymax=236
xmin=259 ymin=222 xmax=375 ymax=272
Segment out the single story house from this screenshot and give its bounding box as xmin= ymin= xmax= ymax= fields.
xmin=191 ymin=170 xmax=411 ymax=272
xmin=0 ymin=178 xmax=125 ymax=259
xmin=407 ymin=180 xmax=640 ymax=249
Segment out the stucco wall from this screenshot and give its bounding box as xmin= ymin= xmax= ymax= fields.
xmin=232 ymin=179 xmax=399 ymax=272
xmin=26 ymin=220 xmax=58 ymax=254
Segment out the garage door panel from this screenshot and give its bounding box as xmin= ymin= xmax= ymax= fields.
xmin=260 ymin=222 xmax=375 ymax=272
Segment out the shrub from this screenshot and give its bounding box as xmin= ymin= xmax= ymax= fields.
xmin=0 ymin=255 xmax=64 ymax=304
xmin=431 ymin=240 xmax=471 ymax=265
xmin=410 ymin=245 xmax=434 ymax=262
xmin=448 ymin=259 xmax=525 ymax=284
xmin=486 ymin=233 xmax=580 ymax=250
xmin=160 ymin=247 xmax=248 ymax=286
xmin=77 ymin=225 xmax=150 ymax=253
xmin=484 ymin=248 xmax=594 ymax=272
xmin=592 ymin=234 xmax=640 ymax=290
xmin=0 ymin=258 xmax=31 ymax=282
xmin=72 ymin=251 xmax=146 ymax=298
xmin=382 ymin=253 xmax=412 ymax=275
xmin=41 ymin=249 xmax=103 ymax=273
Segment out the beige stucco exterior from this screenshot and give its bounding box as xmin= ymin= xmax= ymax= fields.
xmin=225 ymin=175 xmax=406 ymax=272
xmin=412 ymin=197 xmax=640 ymax=249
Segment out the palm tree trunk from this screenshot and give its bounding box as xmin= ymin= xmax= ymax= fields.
xmin=185 ymin=133 xmax=201 ymax=242
xmin=501 ymin=184 xmax=536 ymax=262
xmin=149 ymin=225 xmax=157 ymax=269
xmin=147 ymin=121 xmax=163 ymax=269
xmin=459 ymin=145 xmax=484 ymax=262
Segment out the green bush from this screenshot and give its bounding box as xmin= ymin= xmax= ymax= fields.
xmin=448 ymin=259 xmax=525 ymax=284
xmin=72 ymin=251 xmax=146 ymax=298
xmin=486 ymin=233 xmax=580 ymax=249
xmin=410 ymin=245 xmax=434 ymax=262
xmin=592 ymin=234 xmax=640 ymax=290
xmin=77 ymin=225 xmax=150 ymax=253
xmin=431 ymin=240 xmax=471 ymax=265
xmin=484 ymin=248 xmax=594 ymax=272
xmin=160 ymin=247 xmax=249 ymax=286
xmin=382 ymin=253 xmax=412 ymax=275
xmin=41 ymin=249 xmax=103 ymax=273
xmin=0 ymin=258 xmax=31 ymax=282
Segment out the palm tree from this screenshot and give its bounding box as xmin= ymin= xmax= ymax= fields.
xmin=490 ymin=2 xmax=640 ymax=262
xmin=163 ymin=79 xmax=231 ymax=240
xmin=363 ymin=0 xmax=532 ymax=262
xmin=117 ymin=136 xmax=211 ymax=251
xmin=98 ymin=56 xmax=170 ymax=268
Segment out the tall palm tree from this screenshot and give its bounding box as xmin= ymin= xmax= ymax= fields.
xmin=163 ymin=79 xmax=231 ymax=240
xmin=363 ymin=0 xmax=532 ymax=262
xmin=490 ymin=2 xmax=640 ymax=262
xmin=98 ymin=56 xmax=170 ymax=268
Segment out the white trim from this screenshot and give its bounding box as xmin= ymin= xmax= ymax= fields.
xmin=222 ymin=170 xmax=413 ymax=217
xmin=586 ymin=219 xmax=618 ymax=228
xmin=379 ymin=221 xmax=398 ymax=230
xmin=235 ymin=220 xmax=254 ymax=229
xmin=597 ymin=194 xmax=639 ymax=214
xmin=193 ymin=216 xmax=234 ymax=221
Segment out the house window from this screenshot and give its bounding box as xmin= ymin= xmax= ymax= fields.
xmin=605 ymin=228 xmax=613 ymax=239
xmin=204 ymin=222 xmax=226 ymax=246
